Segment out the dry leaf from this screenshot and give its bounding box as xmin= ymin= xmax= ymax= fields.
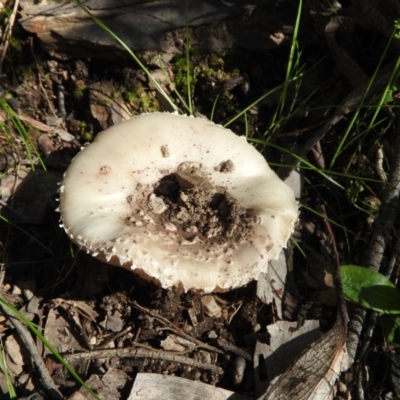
xmin=257 ymin=250 xmax=287 ymax=319
xmin=44 ymin=308 xmax=83 ymax=356
xmin=254 ymin=319 xmax=321 ymax=397
xmin=260 ymin=316 xmax=348 ymax=400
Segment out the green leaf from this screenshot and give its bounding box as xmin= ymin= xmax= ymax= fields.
xmin=341 ymin=265 xmax=400 ymax=314
xmin=380 ymin=314 xmax=400 ymax=343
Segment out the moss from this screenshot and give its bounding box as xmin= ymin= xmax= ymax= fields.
xmin=96 ymin=96 xmax=113 ymax=106
xmin=74 ymin=83 xmax=86 ymax=99
xmin=124 ymin=86 xmax=158 ymax=113
xmin=170 ymin=48 xmax=246 ymax=115
xmin=8 ymin=36 xmax=22 ymax=52
xmin=112 ymin=90 xmax=122 ymax=99
xmin=15 ymin=64 xmax=35 ymax=81
xmin=79 ymin=121 xmax=93 ymax=141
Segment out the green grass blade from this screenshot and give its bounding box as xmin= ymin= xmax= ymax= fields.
xmin=278 ymin=0 xmax=303 ymax=116
xmin=0 ymin=98 xmax=46 ymax=171
xmin=0 ymin=343 xmax=17 ymax=399
xmin=0 ymin=215 xmax=54 ymax=255
xmin=253 ymin=140 xmax=344 ymax=189
xmin=185 ymin=0 xmax=193 ymax=115
xmin=329 ymin=23 xmax=400 ymax=169
xmin=301 ymin=203 xmax=357 ymax=237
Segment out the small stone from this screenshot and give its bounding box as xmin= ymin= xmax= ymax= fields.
xmin=164 ymin=222 xmax=177 ymax=231
xmin=208 ymin=330 xmax=218 ymax=339
xmin=201 ymin=295 xmax=222 ymax=318
xmin=160 ymin=334 xmax=187 ymax=352
xmin=11 ymin=285 xmax=22 ymax=295
xmin=233 ymin=356 xmax=246 ymax=385
xmin=44 ymin=116 xmax=63 ymax=126
xmin=187 ymin=308 xmax=198 ymax=326
xmin=56 ymin=129 xmax=75 ymax=142
xmin=215 ymin=159 xmax=234 ymax=173
xmin=147 ymin=194 xmax=167 ymax=214
xmin=102 ymin=367 xmax=128 ymax=390
xmin=160 ymin=144 xmax=169 ymax=157
xmin=106 ymin=311 xmax=123 ymax=333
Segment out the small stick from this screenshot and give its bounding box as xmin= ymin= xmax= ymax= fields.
xmin=216 ymin=338 xmax=252 ymax=362
xmin=316 ymin=204 xmax=349 ymax=326
xmin=62 ymin=345 xmax=223 ymax=375
xmin=95 ymin=326 xmax=133 ymax=350
xmin=0 ymin=0 xmax=19 ymax=74
xmin=228 ymin=300 xmax=243 ymax=324
xmin=375 ymin=144 xmax=387 ymax=182
xmin=310 ymin=141 xmax=325 ymax=170
xmin=29 ymin=38 xmax=58 ymax=117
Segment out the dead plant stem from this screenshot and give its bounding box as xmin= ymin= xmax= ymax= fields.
xmin=63 ymin=345 xmax=223 ymax=375
xmin=0 ymin=0 xmax=19 ymax=75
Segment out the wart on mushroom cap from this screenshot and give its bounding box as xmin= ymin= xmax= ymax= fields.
xmin=59 ymin=112 xmax=298 ymax=293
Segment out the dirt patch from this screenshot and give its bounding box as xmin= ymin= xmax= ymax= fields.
xmin=127 ymin=161 xmax=259 ymax=249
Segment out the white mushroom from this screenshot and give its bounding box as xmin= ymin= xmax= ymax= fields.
xmin=59 ymin=112 xmax=298 ymax=292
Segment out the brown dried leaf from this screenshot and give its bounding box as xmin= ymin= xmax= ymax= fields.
xmin=44 ymin=308 xmax=84 ymax=356
xmin=260 ymin=316 xmax=348 ymax=400
xmin=254 ymin=319 xmax=321 ymax=397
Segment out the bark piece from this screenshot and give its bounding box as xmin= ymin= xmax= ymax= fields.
xmin=201 ymin=295 xmax=222 ymax=318
xmin=128 ymin=373 xmax=252 ymax=400
xmin=257 ymin=250 xmax=287 ymax=319
xmin=19 ymin=0 xmax=287 ymax=59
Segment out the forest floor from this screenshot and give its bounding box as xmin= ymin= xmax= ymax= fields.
xmin=1 ymin=1 xmax=400 ymax=399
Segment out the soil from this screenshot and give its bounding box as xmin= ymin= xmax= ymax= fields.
xmin=1 ymin=1 xmax=400 ymax=399
xmin=131 ymin=163 xmax=258 ymax=248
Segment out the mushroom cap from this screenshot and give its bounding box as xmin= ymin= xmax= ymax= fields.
xmin=59 ymin=113 xmax=298 ymax=292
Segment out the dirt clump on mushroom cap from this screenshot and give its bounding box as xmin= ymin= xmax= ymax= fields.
xmin=128 ymin=161 xmax=259 ymax=252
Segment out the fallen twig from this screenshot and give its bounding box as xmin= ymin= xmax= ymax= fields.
xmin=317 ymin=204 xmax=349 ymax=326
xmin=30 ymin=38 xmax=58 ymax=118
xmin=95 ymin=325 xmax=133 ymax=350
xmin=0 ymin=0 xmax=20 ymax=74
xmin=216 ymin=338 xmax=252 ymax=362
xmin=62 ymin=344 xmax=224 ymax=375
